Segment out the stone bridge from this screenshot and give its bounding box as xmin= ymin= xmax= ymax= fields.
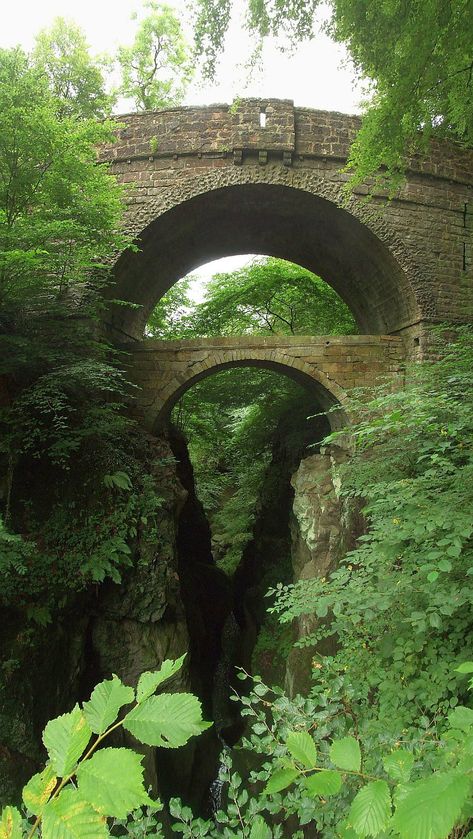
xmin=100 ymin=99 xmax=473 ymax=355
xmin=128 ymin=334 xmax=404 ymax=431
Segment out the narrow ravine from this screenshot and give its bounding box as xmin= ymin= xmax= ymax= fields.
xmin=163 ymin=405 xmax=334 ymax=816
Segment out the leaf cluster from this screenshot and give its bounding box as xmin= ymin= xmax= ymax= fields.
xmin=0 ymin=656 xmax=211 ymax=838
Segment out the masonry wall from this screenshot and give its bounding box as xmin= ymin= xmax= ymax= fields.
xmin=126 ymin=334 xmax=404 ymax=430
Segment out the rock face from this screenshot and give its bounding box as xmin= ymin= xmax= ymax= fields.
xmin=0 ymin=428 xmax=228 ymax=811
xmin=285 ymin=446 xmax=364 ymax=696
xmin=234 ymin=405 xmax=331 ymax=686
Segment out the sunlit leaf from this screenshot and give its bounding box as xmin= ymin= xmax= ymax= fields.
xmin=43 ymin=706 xmax=91 ymax=777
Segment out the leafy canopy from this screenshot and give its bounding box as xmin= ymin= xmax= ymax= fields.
xmin=32 ymin=17 xmax=113 ymax=118
xmin=193 ymin=0 xmax=473 ymax=183
xmin=117 ymin=1 xmax=193 ymax=111
xmin=148 ymin=257 xmax=356 ymax=338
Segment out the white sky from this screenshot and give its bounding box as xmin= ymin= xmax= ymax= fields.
xmin=2 ymin=0 xmax=365 ymax=297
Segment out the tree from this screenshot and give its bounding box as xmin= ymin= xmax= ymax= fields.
xmin=330 ymin=0 xmax=473 ymax=186
xmin=149 ymin=258 xmax=356 ymax=339
xmin=32 ymin=17 xmax=112 ymax=119
xmin=0 ymin=47 xmax=125 ymax=375
xmin=194 ymin=0 xmax=473 ymax=184
xmin=0 ymin=46 xmax=129 ymax=530
xmin=146 ymin=277 xmax=193 ymax=338
xmin=117 ymin=1 xmax=192 ymax=111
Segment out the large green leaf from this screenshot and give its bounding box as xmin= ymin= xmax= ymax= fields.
xmin=329 ymin=737 xmax=361 ymax=772
xmin=123 ymin=692 xmax=211 ymax=747
xmin=76 ymin=747 xmax=154 ymax=818
xmin=392 ymin=771 xmax=470 ymax=839
xmin=249 ymin=815 xmax=272 ymax=839
xmin=23 ymin=764 xmax=57 ymax=815
xmin=136 ymin=655 xmax=186 ymax=704
xmin=42 ymin=788 xmax=109 ymax=839
xmin=304 ymin=770 xmax=342 ymax=797
xmin=447 ymin=706 xmax=473 ymax=731
xmin=263 ymin=767 xmax=300 ymax=795
xmin=43 ymin=706 xmax=92 ymax=777
xmin=286 ymin=731 xmax=317 ymax=769
xmin=349 ymin=780 xmax=391 ymax=837
xmin=0 ymin=806 xmax=22 ymax=839
xmin=82 ymin=677 xmax=134 ymax=735
xmin=383 ymin=750 xmax=414 ymax=783
xmin=454 ymin=662 xmax=473 ymax=674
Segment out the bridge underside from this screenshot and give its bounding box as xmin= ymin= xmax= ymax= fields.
xmin=127 ymin=334 xmax=404 ymax=432
xmin=111 ymin=182 xmax=419 ymax=341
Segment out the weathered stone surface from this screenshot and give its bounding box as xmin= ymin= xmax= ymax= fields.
xmin=125 ymin=334 xmax=404 ymax=431
xmin=285 ymin=446 xmax=364 ymax=697
xmin=97 ymin=100 xmax=472 ymax=342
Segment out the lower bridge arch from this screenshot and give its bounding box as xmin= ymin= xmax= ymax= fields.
xmin=128 ymin=335 xmax=405 ymax=433
xmin=154 ymin=357 xmax=347 ymax=432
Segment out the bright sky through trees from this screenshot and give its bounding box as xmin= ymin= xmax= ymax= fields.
xmin=2 ymin=0 xmax=363 ymax=288
xmin=2 ymin=0 xmax=363 ymax=113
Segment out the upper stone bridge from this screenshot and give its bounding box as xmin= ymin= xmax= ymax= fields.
xmin=100 ymin=99 xmax=473 ymax=350
xmin=127 ymin=334 xmax=404 ymax=431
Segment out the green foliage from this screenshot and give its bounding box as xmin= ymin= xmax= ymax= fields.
xmin=123 ymin=693 xmax=211 ymax=747
xmin=146 ymin=279 xmax=193 ymax=339
xmin=136 ymin=655 xmax=186 ymax=703
xmin=193 ymin=0 xmax=472 ymax=184
xmin=83 ymin=678 xmax=135 ymax=736
xmin=117 ymin=2 xmax=193 ymax=111
xmin=270 ymin=328 xmax=473 ymax=735
xmin=330 ymin=0 xmax=473 ymax=187
xmin=32 ymin=17 xmax=113 ymax=118
xmin=0 ymin=657 xmax=210 ymax=838
xmin=7 ymin=663 xmax=465 ymax=836
xmin=106 ymin=665 xmax=473 ymax=837
xmin=152 ymin=258 xmax=356 ymax=338
xmin=0 ymin=433 xmax=167 ymax=613
xmin=329 ymin=737 xmax=361 ymax=772
xmin=172 ymin=369 xmax=321 ymax=575
xmin=0 ymin=44 xmax=127 ymax=475
xmin=43 ymin=706 xmax=92 ymax=777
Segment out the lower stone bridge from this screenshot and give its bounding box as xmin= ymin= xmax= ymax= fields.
xmin=127 ymin=334 xmax=404 ymax=431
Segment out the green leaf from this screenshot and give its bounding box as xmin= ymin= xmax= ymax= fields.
xmin=42 ymin=788 xmax=109 ymax=839
xmin=83 ymin=676 xmax=134 ymax=735
xmin=392 ymin=771 xmax=470 ymax=839
xmin=0 ymin=806 xmax=23 ymax=839
xmin=136 ymin=655 xmax=186 ymax=704
xmin=263 ymin=767 xmax=300 ymax=795
xmin=383 ymin=750 xmax=414 ymax=783
xmin=329 ymin=737 xmax=361 ymax=772
xmin=249 ymin=815 xmax=272 ymax=839
xmin=43 ymin=706 xmax=92 ymax=777
xmin=349 ymin=781 xmax=391 ymax=837
xmin=455 ymin=662 xmax=473 ymax=674
xmin=304 ymin=770 xmax=342 ymax=797
xmin=23 ymin=764 xmax=57 ymax=815
xmin=76 ymin=747 xmax=154 ymax=818
xmin=123 ymin=692 xmax=211 ymax=747
xmin=253 ymin=682 xmax=269 ymax=696
xmin=447 ymin=706 xmax=473 ymax=731
xmin=286 ymin=731 xmax=317 ymax=769
xmin=337 ymin=824 xmax=358 ymax=839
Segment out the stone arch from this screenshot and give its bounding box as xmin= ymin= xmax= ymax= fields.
xmin=150 ymin=352 xmax=349 ymax=434
xmin=109 ymin=167 xmax=425 ymax=340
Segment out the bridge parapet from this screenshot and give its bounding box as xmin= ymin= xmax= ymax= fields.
xmin=127 ymin=334 xmax=404 ymax=431
xmin=100 ymin=99 xmax=473 ymax=183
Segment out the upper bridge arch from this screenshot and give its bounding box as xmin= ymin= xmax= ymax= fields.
xmin=101 ymin=100 xmax=473 ymax=345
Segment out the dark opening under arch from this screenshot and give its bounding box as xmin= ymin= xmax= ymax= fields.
xmin=152 ymin=357 xmax=347 ymax=435
xmin=109 ymin=182 xmax=418 ymax=340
